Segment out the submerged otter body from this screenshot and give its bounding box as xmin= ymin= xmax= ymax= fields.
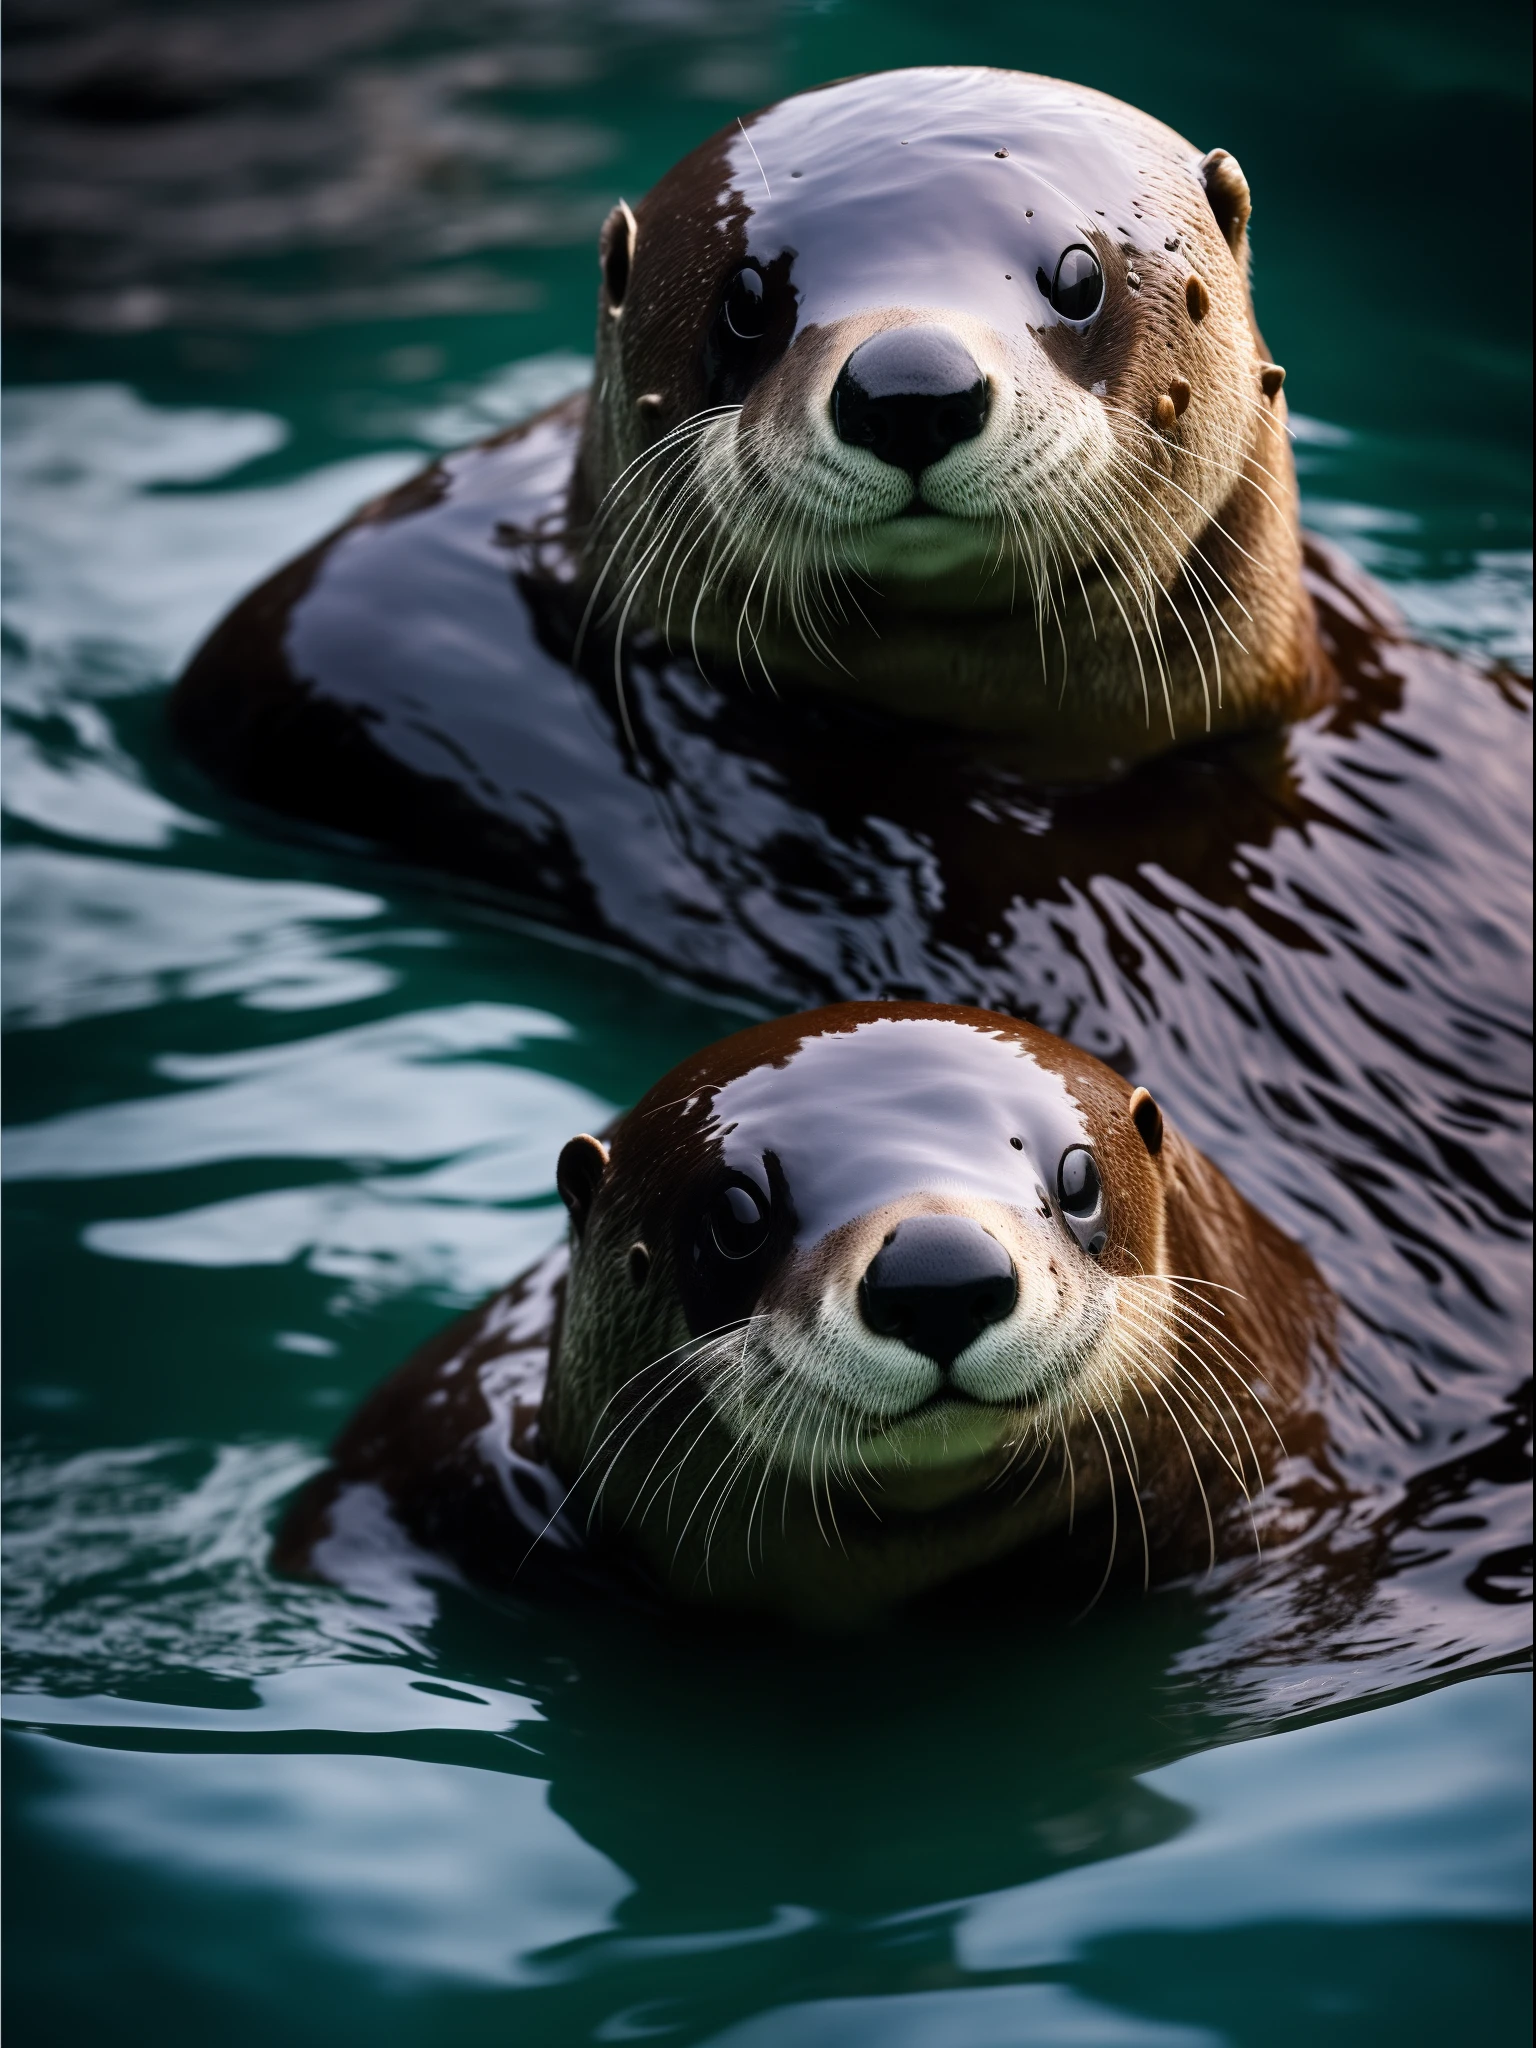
xmin=278 ymin=1005 xmax=1331 ymax=1626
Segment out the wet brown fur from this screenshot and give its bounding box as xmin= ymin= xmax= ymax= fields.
xmin=572 ymin=71 xmax=1328 ymax=775
xmin=280 ymin=1006 xmax=1331 ymax=1629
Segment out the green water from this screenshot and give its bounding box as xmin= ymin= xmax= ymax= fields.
xmin=3 ymin=3 xmax=1530 ymax=2042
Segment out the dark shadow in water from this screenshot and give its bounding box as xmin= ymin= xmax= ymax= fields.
xmin=1066 ymin=1920 xmax=1532 ymax=2048
xmin=362 ymin=1567 xmax=1230 ymax=2040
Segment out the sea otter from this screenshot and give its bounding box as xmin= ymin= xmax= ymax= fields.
xmin=571 ymin=67 xmax=1318 ymax=759
xmin=169 ymin=66 xmax=1338 ymax=913
xmin=277 ymin=1005 xmax=1333 ymax=1627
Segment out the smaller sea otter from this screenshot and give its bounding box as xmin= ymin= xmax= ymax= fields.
xmin=278 ymin=1005 xmax=1331 ymax=1626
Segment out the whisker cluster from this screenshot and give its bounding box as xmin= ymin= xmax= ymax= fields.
xmin=576 ymin=381 xmax=1287 ymax=742
xmin=542 ymin=1263 xmax=1281 ymax=1602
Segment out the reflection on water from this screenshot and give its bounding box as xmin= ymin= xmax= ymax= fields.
xmin=3 ymin=851 xmax=392 ymax=1027
xmin=3 ymin=1605 xmax=1527 ymax=2040
xmin=2 ymin=0 xmax=1530 ymax=2042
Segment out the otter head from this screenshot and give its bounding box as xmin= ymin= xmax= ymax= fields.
xmin=575 ymin=68 xmax=1306 ymax=750
xmin=544 ymin=1003 xmax=1193 ymax=1606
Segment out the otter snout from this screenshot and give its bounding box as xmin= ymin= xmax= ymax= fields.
xmin=859 ymin=1212 xmax=1017 ymax=1367
xmin=831 ymin=325 xmax=989 ymax=478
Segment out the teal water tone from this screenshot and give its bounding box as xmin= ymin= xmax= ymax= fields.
xmin=3 ymin=3 xmax=1531 ymax=2043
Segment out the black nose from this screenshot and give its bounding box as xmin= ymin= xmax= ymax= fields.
xmin=859 ymin=1214 xmax=1017 ymax=1369
xmin=832 ymin=325 xmax=989 ymax=477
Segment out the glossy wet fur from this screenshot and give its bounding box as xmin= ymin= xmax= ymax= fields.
xmin=281 ymin=1006 xmax=1330 ymax=1627
xmin=167 ymin=393 xmax=1386 ymax=1033
xmin=575 ymin=69 xmax=1320 ymax=758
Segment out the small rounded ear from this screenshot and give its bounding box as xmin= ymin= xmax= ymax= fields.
xmin=1199 ymin=149 xmax=1251 ymax=256
xmin=599 ymin=200 xmax=636 ymax=312
xmin=1128 ymin=1086 xmax=1164 ymax=1157
xmin=557 ymin=1134 xmax=610 ymax=1236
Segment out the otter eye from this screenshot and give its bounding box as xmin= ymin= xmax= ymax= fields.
xmin=709 ymin=1180 xmax=770 ymax=1260
xmin=723 ymin=267 xmax=768 ymax=342
xmin=1043 ymin=245 xmax=1104 ymax=323
xmin=1057 ymin=1146 xmax=1102 ymax=1216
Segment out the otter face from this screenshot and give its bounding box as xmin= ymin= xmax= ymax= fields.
xmin=550 ymin=1007 xmax=1174 ymax=1526
xmin=578 ymin=68 xmax=1294 ymax=736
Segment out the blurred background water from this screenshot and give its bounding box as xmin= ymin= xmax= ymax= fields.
xmin=2 ymin=3 xmax=1530 ymax=2044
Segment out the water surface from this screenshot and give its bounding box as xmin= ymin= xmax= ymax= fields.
xmin=3 ymin=3 xmax=1530 ymax=2042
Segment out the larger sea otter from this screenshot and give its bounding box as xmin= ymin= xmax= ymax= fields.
xmin=278 ymin=1005 xmax=1332 ymax=1626
xmin=573 ymin=67 xmax=1312 ymax=751
xmin=173 ymin=67 xmax=1332 ymax=916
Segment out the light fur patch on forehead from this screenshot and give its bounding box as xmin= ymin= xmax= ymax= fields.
xmin=709 ymin=1015 xmax=1093 ymax=1245
xmin=723 ymin=67 xmax=1184 ymax=336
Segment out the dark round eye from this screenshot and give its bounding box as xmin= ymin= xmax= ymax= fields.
xmin=723 ymin=266 xmax=768 ymax=342
xmin=1047 ymin=245 xmax=1104 ymax=323
xmin=709 ymin=1180 xmax=770 ymax=1260
xmin=1057 ymin=1146 xmax=1102 ymax=1216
